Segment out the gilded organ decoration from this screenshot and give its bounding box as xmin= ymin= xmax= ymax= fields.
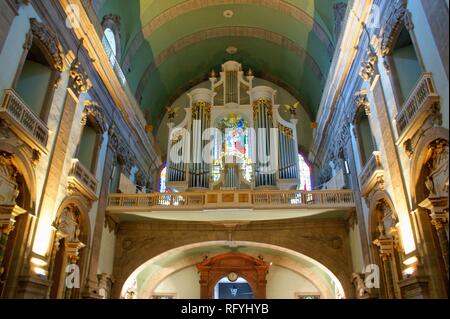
xmin=165 ymin=61 xmax=300 ymax=191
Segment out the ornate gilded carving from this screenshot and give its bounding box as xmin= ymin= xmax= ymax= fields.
xmin=403 ymin=139 xmax=414 ymax=159
xmin=380 ymin=0 xmax=408 ymax=56
xmin=354 ymin=90 xmax=371 ymax=116
xmin=252 ymin=99 xmax=273 ymax=123
xmin=352 ymin=273 xmax=370 ymax=299
xmin=359 ymin=50 xmax=378 ymax=83
xmin=29 ymin=18 xmax=65 ymax=72
xmin=69 ymin=59 xmax=91 ymax=96
xmin=81 ymin=101 xmax=107 ymax=134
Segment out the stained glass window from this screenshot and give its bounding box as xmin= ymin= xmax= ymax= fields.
xmin=298 ymin=154 xmax=312 ymax=191
xmin=159 ymin=165 xmax=167 ymax=193
xmin=214 ymin=113 xmax=253 ymax=182
xmin=103 ymin=28 xmax=116 ymax=65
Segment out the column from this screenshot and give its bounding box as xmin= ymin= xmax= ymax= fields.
xmin=19 ymin=59 xmax=91 ymax=298
xmin=82 ymin=126 xmax=116 ymax=299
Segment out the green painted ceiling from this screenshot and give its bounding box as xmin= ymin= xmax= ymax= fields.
xmin=96 ymin=0 xmax=347 ymax=126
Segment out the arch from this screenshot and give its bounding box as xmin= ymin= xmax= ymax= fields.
xmin=140 ymin=251 xmax=334 ymax=299
xmin=49 ymin=195 xmax=92 ymax=299
xmin=120 ymin=241 xmax=348 ymax=299
xmin=368 ymin=191 xmax=399 ymax=244
xmin=409 ymin=127 xmax=449 ymax=207
xmin=135 ymin=26 xmax=325 ymax=104
xmin=0 ymin=141 xmax=37 ymax=211
xmin=121 ymin=0 xmax=334 ymax=72
xmin=101 ymin=14 xmax=122 ymax=64
xmin=368 ymin=191 xmax=404 ymax=299
xmin=27 ymin=18 xmax=65 ymax=72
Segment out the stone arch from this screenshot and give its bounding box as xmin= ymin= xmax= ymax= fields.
xmin=368 ymin=191 xmax=399 ymax=244
xmin=140 ymin=250 xmax=335 ymax=299
xmin=48 ymin=196 xmax=91 ymax=299
xmin=0 ymin=142 xmax=37 ymax=297
xmin=408 ymin=127 xmax=449 ymax=298
xmin=101 ymin=14 xmax=122 ymax=64
xmin=0 ymin=141 xmax=37 ymax=210
xmin=368 ymin=191 xmax=403 ymax=299
xmin=410 ymin=127 xmax=449 ymax=206
xmin=118 ymin=241 xmax=348 ymax=299
xmin=27 ymin=18 xmax=65 ymax=72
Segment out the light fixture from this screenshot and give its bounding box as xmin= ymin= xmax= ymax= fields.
xmin=223 ymin=10 xmax=234 ymax=18
xmin=226 ymin=46 xmax=238 ymax=55
xmin=403 ymin=266 xmax=415 ymax=278
xmin=31 ymin=257 xmax=48 ymax=267
xmin=403 ymin=256 xmax=418 ymax=266
xmin=33 ymin=267 xmax=47 ymax=277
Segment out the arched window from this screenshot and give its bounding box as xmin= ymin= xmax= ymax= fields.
xmin=102 ymin=27 xmax=116 ymax=65
xmin=298 ymin=154 xmax=312 ymax=191
xmin=390 ymin=27 xmax=422 ymax=105
xmin=159 ymin=165 xmax=168 ymax=193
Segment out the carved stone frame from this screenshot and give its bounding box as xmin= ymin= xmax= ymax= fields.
xmin=11 ymin=18 xmax=65 ymax=124
xmin=101 ymin=14 xmax=122 ymax=63
xmin=380 ymin=1 xmax=426 ymax=111
xmin=353 ymin=91 xmax=376 ymax=167
xmin=76 ymin=101 xmax=107 ymax=175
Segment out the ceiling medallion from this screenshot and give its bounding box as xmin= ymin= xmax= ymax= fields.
xmin=223 ymin=10 xmax=234 ymax=18
xmin=226 ymin=46 xmax=238 ymax=55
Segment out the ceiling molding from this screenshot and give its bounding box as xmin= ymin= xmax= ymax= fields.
xmin=121 ymin=0 xmax=335 ymax=72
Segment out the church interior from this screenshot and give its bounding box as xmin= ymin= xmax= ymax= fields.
xmin=0 ymin=0 xmax=448 ymax=299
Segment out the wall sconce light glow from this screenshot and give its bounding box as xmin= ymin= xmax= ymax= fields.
xmin=33 ymin=267 xmax=47 ymax=277
xmin=400 ymin=223 xmax=416 ymax=255
xmin=403 ymin=256 xmax=418 ymax=266
xmin=32 ymin=222 xmax=53 ymax=256
xmin=30 ymin=257 xmax=48 ymax=267
xmin=403 ymin=266 xmax=415 ymax=277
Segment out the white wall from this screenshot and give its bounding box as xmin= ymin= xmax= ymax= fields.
xmin=153 ymin=266 xmax=201 ymax=299
xmin=266 ymin=265 xmax=320 ymax=299
xmin=151 ymin=265 xmax=320 ymax=299
xmin=97 ymin=226 xmax=116 ymax=275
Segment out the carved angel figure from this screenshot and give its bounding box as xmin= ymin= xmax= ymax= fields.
xmin=284 ymin=102 xmax=300 ymax=118
xmin=352 ymin=273 xmax=369 ymax=298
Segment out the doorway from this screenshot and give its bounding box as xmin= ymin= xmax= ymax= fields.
xmin=214 ymin=275 xmax=254 ymax=299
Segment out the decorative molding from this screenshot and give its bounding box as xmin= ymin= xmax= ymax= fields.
xmin=358 ymin=50 xmax=378 ymax=84
xmin=81 ymin=101 xmax=107 ymax=133
xmin=69 ymin=59 xmax=92 ymax=96
xmin=29 ymin=18 xmax=65 ymax=72
xmin=354 ymin=90 xmax=371 ymax=117
xmin=380 ymin=0 xmax=408 ymax=56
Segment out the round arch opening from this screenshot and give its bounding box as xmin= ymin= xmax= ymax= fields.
xmin=120 ymin=241 xmax=347 ymax=299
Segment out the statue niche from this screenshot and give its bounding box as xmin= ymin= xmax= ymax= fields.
xmin=0 ymin=153 xmax=19 ymax=206
xmin=424 ymin=140 xmax=449 ymax=198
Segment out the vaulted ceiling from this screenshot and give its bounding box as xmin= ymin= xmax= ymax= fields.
xmin=95 ymin=0 xmax=348 ymax=126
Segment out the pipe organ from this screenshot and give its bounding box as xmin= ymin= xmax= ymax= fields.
xmin=167 ymin=60 xmax=300 ymax=191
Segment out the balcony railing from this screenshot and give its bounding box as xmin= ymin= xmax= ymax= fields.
xmin=68 ymin=159 xmax=98 ymax=200
xmin=395 ymin=73 xmax=440 ymax=139
xmin=0 ymin=89 xmax=49 ymax=152
xmin=358 ymin=151 xmax=383 ymax=195
xmin=107 ymin=189 xmax=355 ymax=212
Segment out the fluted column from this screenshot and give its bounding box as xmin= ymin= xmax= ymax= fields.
xmin=431 ymin=218 xmax=449 ymax=278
